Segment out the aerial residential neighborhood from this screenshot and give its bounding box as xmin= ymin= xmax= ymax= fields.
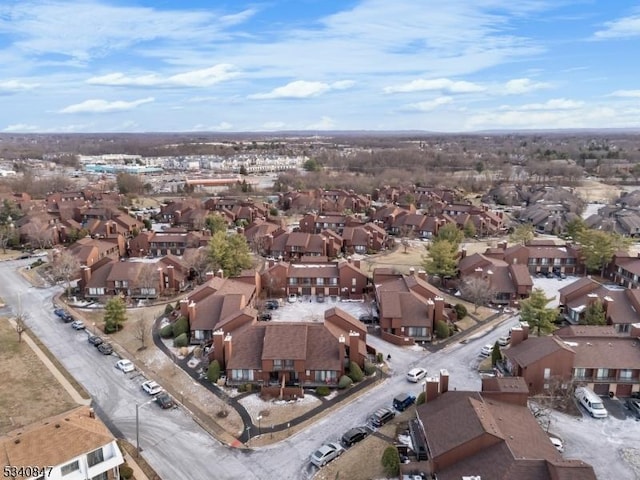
xmin=4 ymin=2 xmax=640 ymax=479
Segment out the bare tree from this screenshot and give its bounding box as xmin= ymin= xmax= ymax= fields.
xmin=24 ymin=218 xmax=54 ymax=250
xmin=133 ymin=316 xmax=147 ymax=351
xmin=50 ymin=250 xmax=81 ymax=297
xmin=460 ymin=276 xmax=494 ymax=312
xmin=183 ymin=248 xmax=212 ymax=284
xmin=135 ymin=263 xmax=160 ymax=299
xmin=14 ymin=295 xmax=28 ymax=343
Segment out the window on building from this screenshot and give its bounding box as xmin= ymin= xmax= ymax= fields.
xmin=351 ymin=278 xmax=356 ymax=286
xmin=273 ymin=359 xmax=282 ymax=370
xmin=231 ymin=369 xmax=254 ymax=381
xmin=406 ymin=327 xmax=428 ymax=337
xmin=314 ymin=370 xmax=337 ymax=382
xmin=620 ymin=369 xmax=633 ymax=380
xmin=61 ymin=461 xmax=79 ymax=476
xmin=87 ymin=448 xmax=104 ymax=467
xmin=596 ymin=368 xmax=610 ymax=379
xmin=574 ymin=368 xmax=586 ymax=379
xmin=91 ymin=472 xmax=108 ymax=480
xmin=544 ymin=368 xmax=551 ymax=379
xmin=316 ymin=278 xmax=324 ymax=285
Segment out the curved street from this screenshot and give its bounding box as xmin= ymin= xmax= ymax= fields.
xmin=0 ymin=258 xmax=518 ymax=480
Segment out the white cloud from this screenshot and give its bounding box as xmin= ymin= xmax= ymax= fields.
xmin=405 ymin=96 xmax=453 ymax=111
xmin=192 ymin=122 xmax=233 ymax=131
xmin=502 ymin=98 xmax=584 ymax=111
xmin=385 ymin=78 xmax=484 ymax=94
xmin=3 ymin=123 xmax=39 ymax=132
xmin=261 ymin=121 xmax=286 ymax=130
xmin=59 ymin=97 xmax=154 ymax=114
xmin=502 ymin=78 xmax=552 ymax=95
xmin=0 ymin=80 xmax=39 ymax=91
xmin=87 ymin=64 xmax=239 ymax=88
xmin=609 ymin=90 xmax=640 ymax=98
xmin=594 ymin=15 xmax=640 ymax=39
xmin=249 ymin=80 xmax=354 ymax=99
xmin=305 ymin=116 xmax=335 ymax=130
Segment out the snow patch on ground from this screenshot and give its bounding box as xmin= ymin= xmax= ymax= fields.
xmin=239 ymin=392 xmax=320 ymax=421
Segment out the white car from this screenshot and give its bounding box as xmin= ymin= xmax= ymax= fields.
xmin=288 ymin=294 xmax=298 ymax=303
xmin=406 ymin=368 xmax=427 ymax=383
xmin=549 ymin=436 xmax=564 ymax=453
xmin=479 ymin=344 xmax=493 ymax=356
xmin=497 ymin=335 xmax=510 ymax=347
xmin=141 ymin=380 xmax=163 ymax=395
xmin=115 ymin=359 xmax=135 ymax=373
xmin=310 ymin=442 xmax=344 ymax=468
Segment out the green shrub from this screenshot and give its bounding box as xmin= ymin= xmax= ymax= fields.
xmin=173 ymin=332 xmax=188 ymax=347
xmin=173 ymin=316 xmax=189 ymax=337
xmin=435 ymin=321 xmax=450 ymax=339
xmin=104 ymin=322 xmax=118 ymax=334
xmin=363 ymin=360 xmax=376 ymax=376
xmin=376 ymin=352 xmax=384 ymax=364
xmin=316 ymin=386 xmax=330 ymax=396
xmin=454 ymin=303 xmax=467 ymax=320
xmin=238 ymin=383 xmax=248 ymax=392
xmin=338 ymin=375 xmax=353 ymax=389
xmin=164 ymin=304 xmax=174 ymax=315
xmin=207 ymin=360 xmax=221 ymax=382
xmin=416 ymin=392 xmax=426 ymax=405
xmin=244 ymin=383 xmax=253 ymax=393
xmin=491 ymin=341 xmax=502 ymax=366
xmin=381 ymin=446 xmax=400 ymax=476
xmin=159 ymin=323 xmax=173 ymax=338
xmin=120 ymin=464 xmax=134 ymax=480
xmin=348 ymin=361 xmax=364 ymax=382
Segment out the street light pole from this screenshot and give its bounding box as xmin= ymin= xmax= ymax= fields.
xmin=136 ymin=399 xmax=154 ymax=456
xmin=246 ymin=426 xmax=251 ymax=446
xmin=257 ymin=415 xmax=262 ymax=437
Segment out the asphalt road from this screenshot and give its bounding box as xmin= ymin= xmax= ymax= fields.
xmin=0 ymin=259 xmax=521 ymax=480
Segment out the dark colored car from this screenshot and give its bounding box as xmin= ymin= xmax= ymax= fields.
xmin=358 ymin=314 xmax=379 ymax=325
xmin=341 ymin=426 xmax=369 ymax=447
xmin=259 ymin=312 xmax=272 ymax=321
xmin=88 ymin=335 xmax=104 ymax=346
xmin=156 ymin=392 xmax=174 ymax=409
xmin=54 ymin=308 xmax=73 ymax=322
xmin=97 ymin=342 xmax=113 ymax=355
xmin=626 ymin=399 xmax=640 ymax=419
xmin=393 ymin=393 xmax=416 ymax=412
xmin=265 ymin=300 xmax=279 ymax=310
xmin=369 ymin=407 xmax=395 ymax=428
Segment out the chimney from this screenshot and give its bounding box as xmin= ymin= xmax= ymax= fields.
xmin=223 ymin=334 xmax=233 ymax=365
xmin=521 ymin=322 xmax=530 ymax=340
xmin=510 ymin=326 xmax=525 ymax=347
xmin=460 ymin=248 xmax=467 ymax=259
xmin=348 ymin=331 xmax=360 ymax=365
xmin=338 ymin=334 xmax=346 ymax=370
xmin=216 ymin=268 xmax=224 ymax=278
xmin=212 ymin=330 xmax=225 ymax=366
xmin=434 ymin=296 xmax=444 ymax=323
xmin=425 ymin=377 xmax=440 ymax=402
xmin=439 ymin=369 xmax=449 ymax=394
xmin=586 ymin=293 xmax=599 ymax=306
xmin=353 ymin=259 xmax=361 ymax=269
xmin=409 ymin=267 xmax=415 ymax=276
xmin=347 ymin=256 xmax=352 ymax=264
xmin=499 ymin=241 xmax=507 ymax=249
xmin=418 ymin=270 xmax=427 ymax=280
xmin=187 ymin=301 xmax=196 ymax=322
xmin=630 ymin=323 xmax=640 ymax=338
xmin=88 ymin=408 xmax=95 ymax=419
xmin=167 ymin=265 xmax=175 ymax=289
xmin=81 ymin=265 xmax=91 ymax=285
xmin=174 ymin=210 xmax=182 ymax=222
xmin=205 ymin=271 xmax=214 ymax=281
xmin=179 ymin=298 xmax=189 ymax=317
xmin=426 ymin=299 xmax=435 ymax=322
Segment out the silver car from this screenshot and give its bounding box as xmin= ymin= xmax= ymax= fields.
xmin=310 ymin=442 xmax=344 ymax=468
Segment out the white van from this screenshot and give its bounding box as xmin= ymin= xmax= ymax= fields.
xmin=574 ymin=387 xmax=608 ymax=418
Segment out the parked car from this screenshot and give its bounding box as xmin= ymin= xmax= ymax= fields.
xmin=358 ymin=313 xmax=379 ymax=324
xmin=549 ymin=436 xmax=564 ymax=453
xmin=341 ymin=426 xmax=369 ymax=448
xmin=141 ymin=380 xmax=163 ymax=395
xmin=480 ymin=344 xmax=493 ymax=357
xmin=155 ymin=392 xmax=174 ymax=409
xmin=287 ymin=294 xmax=298 ymax=303
xmin=259 ymin=312 xmax=272 ymax=321
xmin=265 ymin=300 xmax=279 ymax=310
xmin=625 ymin=398 xmax=640 ymax=419
xmin=115 ymin=359 xmax=135 ymax=373
xmin=53 ymin=308 xmax=66 ymax=318
xmin=497 ymin=336 xmax=510 ymax=347
xmin=97 ymin=343 xmax=113 ymax=355
xmin=393 ymin=393 xmax=416 ymax=412
xmin=406 ymin=368 xmax=427 ymax=383
xmin=316 ymin=293 xmax=325 ymax=303
xmin=88 ymin=335 xmax=104 ymax=347
xmin=310 ymin=442 xmax=344 ymax=468
xmin=70 ymin=320 xmax=85 ymax=330
xmin=574 ymin=386 xmax=608 ymax=418
xmin=54 ymin=308 xmax=74 ymax=323
xmin=369 ymin=407 xmax=396 ymax=428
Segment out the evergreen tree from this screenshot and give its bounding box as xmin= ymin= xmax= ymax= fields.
xmin=104 ymin=297 xmax=127 ymax=333
xmin=519 ymin=288 xmax=556 ymax=336
xmin=582 ymin=300 xmax=606 ymax=325
xmin=422 ymin=239 xmax=458 ymax=278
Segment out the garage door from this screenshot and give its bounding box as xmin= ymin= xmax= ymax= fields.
xmin=593 ymin=383 xmax=610 ymax=395
xmin=616 ymin=383 xmax=632 ymax=397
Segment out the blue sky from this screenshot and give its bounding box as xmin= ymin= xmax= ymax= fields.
xmin=1 ymin=0 xmax=640 ymax=133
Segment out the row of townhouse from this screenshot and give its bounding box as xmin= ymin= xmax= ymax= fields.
xmin=129 ymin=228 xmax=211 ymax=257
xmin=158 ymin=197 xmax=271 ymax=230
xmin=502 ymin=322 xmax=640 ymax=398
xmin=278 ymin=188 xmax=371 ymax=214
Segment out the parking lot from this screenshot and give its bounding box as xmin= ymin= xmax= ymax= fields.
xmin=264 ymin=295 xmax=372 ymax=323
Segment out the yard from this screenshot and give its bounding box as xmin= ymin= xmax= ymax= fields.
xmin=0 ymin=317 xmax=77 ymax=435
